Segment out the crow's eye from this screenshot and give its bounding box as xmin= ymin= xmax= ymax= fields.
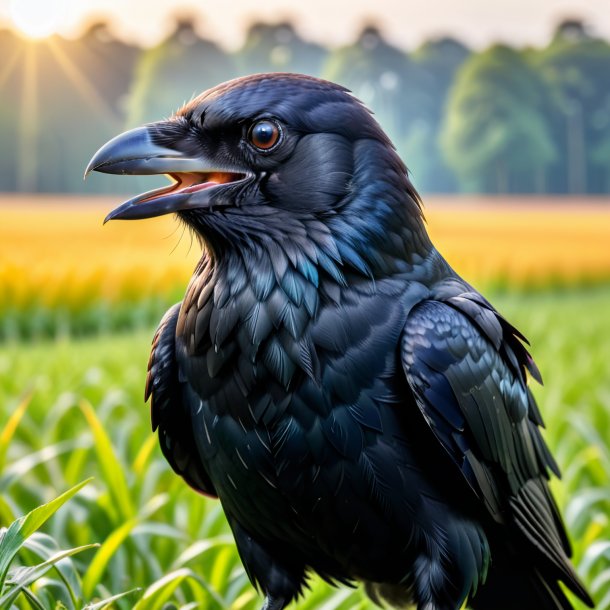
xmin=249 ymin=120 xmax=281 ymax=151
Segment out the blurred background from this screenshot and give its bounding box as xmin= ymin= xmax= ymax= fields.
xmin=1 ymin=1 xmax=610 ymax=195
xmin=0 ymin=0 xmax=609 ymax=609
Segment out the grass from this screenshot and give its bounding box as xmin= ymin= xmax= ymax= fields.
xmin=1 ymin=287 xmax=609 ymax=608
xmin=2 ymin=196 xmax=610 ymax=339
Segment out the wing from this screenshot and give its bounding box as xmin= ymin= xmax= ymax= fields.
xmin=401 ymin=294 xmax=589 ymax=602
xmin=146 ymin=303 xmax=217 ymax=497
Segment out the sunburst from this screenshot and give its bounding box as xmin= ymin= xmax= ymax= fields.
xmin=5 ymin=15 xmax=122 ymax=191
xmin=9 ymin=0 xmax=66 ymax=39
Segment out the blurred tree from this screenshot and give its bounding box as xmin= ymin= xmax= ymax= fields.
xmin=591 ymin=125 xmax=610 ymax=188
xmin=323 ymin=26 xmax=427 ymax=143
xmin=591 ymin=131 xmax=610 ymax=192
xmin=235 ymin=21 xmax=327 ymax=76
xmin=403 ymin=37 xmax=470 ymax=192
xmin=44 ymin=22 xmax=139 ymax=192
xmin=535 ymin=20 xmax=610 ymax=194
xmin=2 ymin=18 xmax=610 ymax=195
xmin=73 ymin=21 xmax=139 ymax=116
xmin=127 ymin=16 xmax=238 ymax=126
xmin=440 ymin=45 xmax=556 ymax=193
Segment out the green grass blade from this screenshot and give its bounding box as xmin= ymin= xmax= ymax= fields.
xmin=0 ymin=496 xmax=16 ymax=526
xmin=0 ymin=543 xmax=97 ymax=607
xmin=170 ymin=536 xmax=234 ymax=569
xmin=82 ymin=587 xmax=141 ymax=610
xmin=0 ymin=478 xmax=91 ymax=593
xmin=82 ymin=494 xmax=168 ymax=600
xmin=23 ymin=532 xmax=85 ymax=607
xmin=80 ymin=400 xmax=134 ymax=523
xmin=565 ymin=488 xmax=610 ymax=533
xmin=132 ymin=568 xmax=202 ymax=610
xmin=579 ymin=541 xmax=610 ymax=579
xmin=231 ymin=589 xmax=258 ymax=610
xmin=13 ymin=479 xmax=91 ymax=540
xmin=0 ymin=439 xmax=89 ymax=491
xmin=133 ymin=434 xmax=158 ymax=477
xmin=0 ymin=391 xmax=32 ymax=472
xmin=81 ymin=516 xmax=139 ymax=601
xmin=18 ymin=586 xmax=47 ymax=610
xmin=591 ymin=568 xmax=610 ymax=592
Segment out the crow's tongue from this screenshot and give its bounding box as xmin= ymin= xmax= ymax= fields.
xmin=173 ymin=172 xmax=243 ymax=195
xmin=180 ymin=180 xmax=219 ymax=194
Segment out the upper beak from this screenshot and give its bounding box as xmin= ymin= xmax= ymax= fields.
xmin=85 ymin=122 xmax=248 ymax=222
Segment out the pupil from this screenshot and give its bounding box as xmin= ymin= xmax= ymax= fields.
xmin=256 ymin=123 xmax=273 ymax=143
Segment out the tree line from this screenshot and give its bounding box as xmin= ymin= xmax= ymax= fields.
xmin=2 ymin=17 xmax=609 ymax=195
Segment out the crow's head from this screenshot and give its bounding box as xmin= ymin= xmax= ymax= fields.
xmin=87 ymin=73 xmax=428 ymax=264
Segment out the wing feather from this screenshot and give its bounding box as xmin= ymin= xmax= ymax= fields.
xmin=147 ymin=303 xmax=217 ymax=497
xmin=401 ymin=297 xmax=589 ymax=602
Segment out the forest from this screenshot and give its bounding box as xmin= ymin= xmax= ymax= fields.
xmin=2 ymin=17 xmax=610 ymax=196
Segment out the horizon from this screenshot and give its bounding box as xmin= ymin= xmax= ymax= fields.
xmin=0 ymin=0 xmax=608 ymax=51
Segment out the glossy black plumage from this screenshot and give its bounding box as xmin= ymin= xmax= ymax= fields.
xmin=89 ymin=73 xmax=594 ymax=610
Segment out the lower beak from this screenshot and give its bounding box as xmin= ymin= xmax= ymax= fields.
xmin=85 ymin=122 xmax=248 ymax=222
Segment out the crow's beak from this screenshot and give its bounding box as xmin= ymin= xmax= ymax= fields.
xmin=85 ymin=123 xmax=249 ymax=222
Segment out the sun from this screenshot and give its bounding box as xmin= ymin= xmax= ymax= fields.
xmin=9 ymin=0 xmax=65 ymax=39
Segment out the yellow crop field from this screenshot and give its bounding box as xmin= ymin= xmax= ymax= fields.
xmin=1 ymin=196 xmax=197 ymax=312
xmin=1 ymin=195 xmax=610 ymax=315
xmin=425 ymin=196 xmax=610 ymax=288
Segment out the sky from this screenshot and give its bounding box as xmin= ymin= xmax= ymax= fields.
xmin=0 ymin=0 xmax=608 ymax=50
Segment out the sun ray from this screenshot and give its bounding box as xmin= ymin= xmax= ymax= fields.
xmin=17 ymin=44 xmax=38 ymax=191
xmin=46 ymin=38 xmax=122 ymax=126
xmin=0 ymin=45 xmax=24 ymax=91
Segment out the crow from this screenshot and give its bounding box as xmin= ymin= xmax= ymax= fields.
xmin=86 ymin=73 xmax=594 ymax=610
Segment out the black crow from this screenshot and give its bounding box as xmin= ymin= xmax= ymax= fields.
xmin=86 ymin=73 xmax=594 ymax=610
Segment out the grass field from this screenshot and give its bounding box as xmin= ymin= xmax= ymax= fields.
xmin=1 ymin=289 xmax=609 ymax=608
xmin=1 ymin=196 xmax=609 ymax=608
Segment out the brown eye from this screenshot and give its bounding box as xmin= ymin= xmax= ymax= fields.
xmin=249 ymin=120 xmax=281 ymax=150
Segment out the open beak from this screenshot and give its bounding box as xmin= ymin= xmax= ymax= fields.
xmin=85 ymin=122 xmax=249 ymax=222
